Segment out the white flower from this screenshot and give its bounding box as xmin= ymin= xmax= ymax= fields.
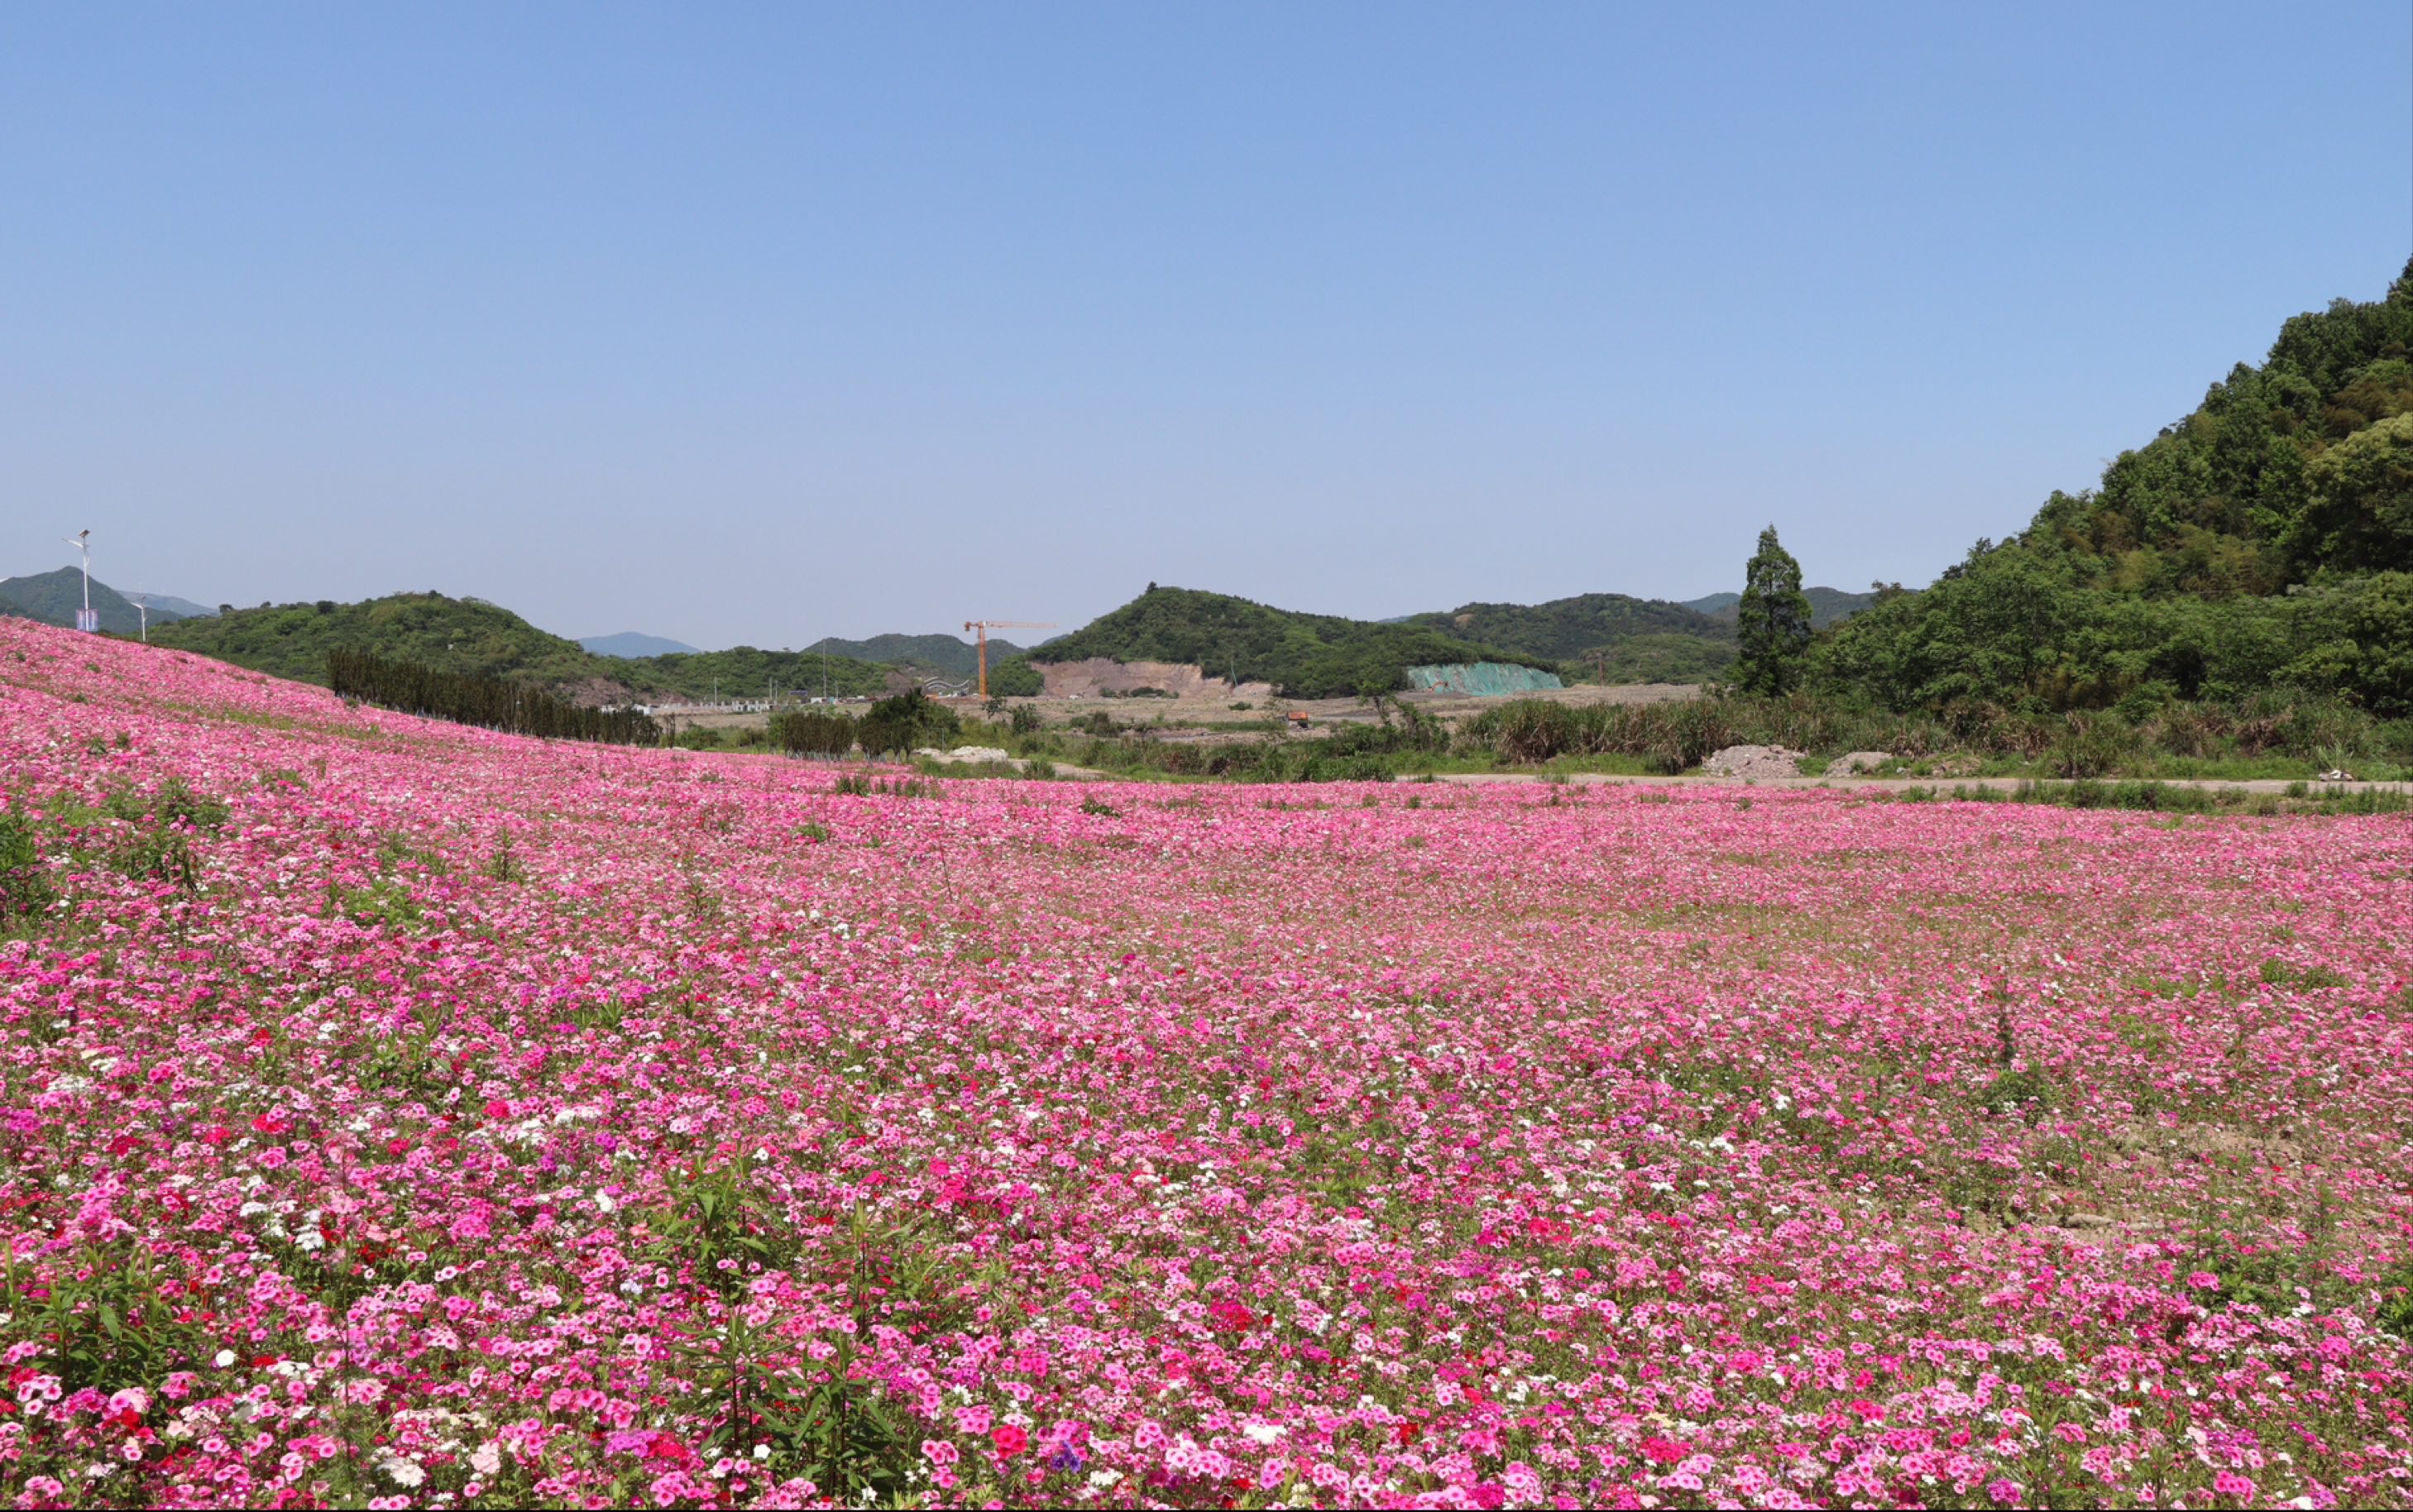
xmin=381 ymin=1456 xmax=426 ymax=1488
xmin=471 ymin=1443 xmax=502 ymax=1476
xmin=213 ymin=1351 xmax=237 ymax=1368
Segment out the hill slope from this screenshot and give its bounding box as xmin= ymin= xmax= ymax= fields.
xmin=1033 ymin=586 xmax=1553 ymax=698
xmin=1817 ymin=258 xmax=2413 ymax=713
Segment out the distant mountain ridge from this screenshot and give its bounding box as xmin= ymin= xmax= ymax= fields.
xmin=0 ymin=568 xmax=204 ymax=636
xmin=1680 ymin=587 xmax=1877 ymax=629
xmin=139 ymin=594 xmax=218 ymax=620
xmin=581 ymin=631 xmax=700 ymax=658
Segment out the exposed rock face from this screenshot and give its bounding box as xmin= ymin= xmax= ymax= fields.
xmin=1035 ymin=658 xmax=1273 ymax=700
xmin=1701 ymin=744 xmax=1805 ymax=779
xmin=1832 ymin=750 xmax=1895 ymax=775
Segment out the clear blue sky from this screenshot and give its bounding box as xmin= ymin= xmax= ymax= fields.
xmin=4 ymin=3 xmax=2408 ymax=648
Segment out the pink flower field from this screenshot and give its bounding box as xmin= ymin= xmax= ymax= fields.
xmin=2 ymin=618 xmax=2411 ymax=1510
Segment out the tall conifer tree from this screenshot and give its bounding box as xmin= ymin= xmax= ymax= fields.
xmin=1736 ymin=526 xmax=1814 ymax=696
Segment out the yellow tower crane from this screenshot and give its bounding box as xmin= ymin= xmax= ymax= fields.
xmin=962 ymin=621 xmax=1056 ymax=698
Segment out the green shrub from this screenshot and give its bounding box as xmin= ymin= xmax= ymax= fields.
xmin=856 ymin=689 xmax=960 ymax=758
xmin=2377 ymin=1258 xmax=2413 ymax=1339
xmin=2046 ymin=711 xmax=2142 ymax=778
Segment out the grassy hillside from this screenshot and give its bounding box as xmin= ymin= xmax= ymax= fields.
xmin=1034 ymin=585 xmax=1553 ymax=698
xmin=1818 ymin=259 xmax=2413 ymax=714
xmin=0 ymin=568 xmax=198 ymax=636
xmin=151 ymin=592 xmax=897 ymax=702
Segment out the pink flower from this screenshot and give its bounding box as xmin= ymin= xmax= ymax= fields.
xmin=8 ymin=614 xmax=2411 ymax=1510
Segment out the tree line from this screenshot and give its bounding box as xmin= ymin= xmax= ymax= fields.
xmin=328 ymin=648 xmax=661 ymax=745
xmin=768 ymin=689 xmax=964 ymax=758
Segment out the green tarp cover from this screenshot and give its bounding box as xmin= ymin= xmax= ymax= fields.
xmin=1405 ymin=662 xmax=1564 ymax=696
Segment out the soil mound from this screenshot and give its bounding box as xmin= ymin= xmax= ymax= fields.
xmin=1702 ymin=744 xmax=1805 ymax=779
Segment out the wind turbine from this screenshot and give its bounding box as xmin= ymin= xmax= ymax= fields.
xmin=61 ymin=530 xmax=95 ymax=633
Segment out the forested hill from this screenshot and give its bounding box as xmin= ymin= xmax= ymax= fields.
xmin=1405 ymin=593 xmax=1736 ymax=684
xmin=1411 ymin=593 xmax=1725 ymax=656
xmin=152 ymin=594 xmax=599 ymax=686
xmin=1029 ymin=586 xmax=1553 ymax=698
xmin=1816 ymin=259 xmax=2413 ymax=713
xmin=802 ymin=633 xmax=1025 ymax=681
xmin=149 ymin=593 xmax=896 ymax=702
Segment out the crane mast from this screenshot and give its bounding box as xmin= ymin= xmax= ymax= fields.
xmin=961 ymin=620 xmax=1057 ymax=697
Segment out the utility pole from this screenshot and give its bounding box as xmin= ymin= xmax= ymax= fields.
xmin=61 ymin=530 xmax=94 ymax=633
xmin=127 ymin=591 xmax=151 ymax=644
